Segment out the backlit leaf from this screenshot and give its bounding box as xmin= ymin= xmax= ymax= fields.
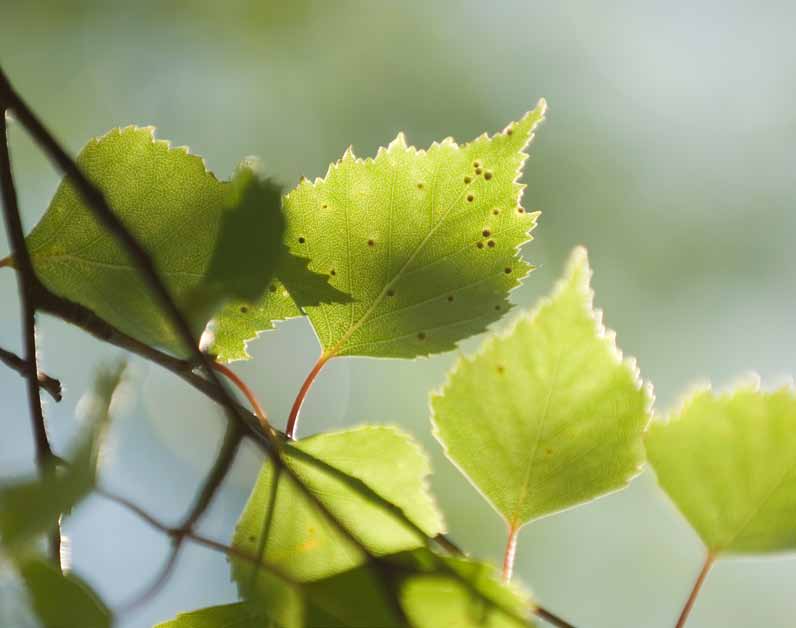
xmin=231 ymin=426 xmax=444 ymax=589
xmin=23 ymin=127 xmax=287 ymax=355
xmin=431 ymin=247 xmax=651 ymax=532
xmin=281 ymin=102 xmax=546 ymax=359
xmin=153 ymin=601 xmax=291 ymax=628
xmin=646 ymin=380 xmax=796 ymax=554
xmin=0 ymin=362 xmax=126 ymax=552
xmin=19 ymin=558 xmax=111 ymax=628
xmin=210 ymin=252 xmax=352 ymax=362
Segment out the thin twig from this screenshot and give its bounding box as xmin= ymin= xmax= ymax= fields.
xmin=212 ymin=361 xmax=271 ymax=432
xmin=95 ymin=487 xmax=298 ymax=586
xmin=0 ymin=98 xmax=60 ymax=568
xmin=503 ymin=524 xmax=520 ymax=581
xmin=122 ymin=423 xmax=244 ymax=611
xmin=0 ymin=345 xmax=62 ymax=401
xmin=286 ymin=351 xmax=329 ymax=439
xmin=535 ymin=605 xmax=578 ymax=628
xmin=675 ymin=552 xmax=714 ymax=628
xmin=1 ymin=67 xmax=408 ymax=610
xmin=0 ymin=67 xmax=558 ymax=628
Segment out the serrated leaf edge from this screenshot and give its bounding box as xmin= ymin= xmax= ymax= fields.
xmin=298 ymin=423 xmax=447 ymax=538
xmin=284 ymin=101 xmax=547 ymax=359
xmin=429 ymin=245 xmax=654 ymax=526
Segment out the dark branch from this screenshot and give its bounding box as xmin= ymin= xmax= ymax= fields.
xmin=0 ymin=345 xmax=62 ymax=401
xmin=95 ymin=486 xmax=298 ymax=586
xmin=0 ymin=98 xmax=61 ymax=568
xmin=535 ymin=605 xmax=578 ymax=628
xmin=0 ymin=65 xmax=408 ymax=610
xmin=0 ymin=67 xmax=559 ymax=628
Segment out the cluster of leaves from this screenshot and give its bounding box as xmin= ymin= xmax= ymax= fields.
xmin=2 ymin=98 xmax=796 ymax=628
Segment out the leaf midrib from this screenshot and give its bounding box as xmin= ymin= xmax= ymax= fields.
xmin=325 ymin=159 xmax=478 ymax=357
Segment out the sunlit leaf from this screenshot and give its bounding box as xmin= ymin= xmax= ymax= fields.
xmin=210 ymin=252 xmax=352 ymax=362
xmin=0 ymin=362 xmax=126 ymax=552
xmin=231 ymin=426 xmax=445 ymax=591
xmin=431 ymin=247 xmax=651 ymax=532
xmin=153 ymin=601 xmax=291 ymax=628
xmin=299 ymin=549 xmax=535 ymax=628
xmin=22 ymin=127 xmax=287 ymax=355
xmin=400 ymin=551 xmax=535 ymax=628
xmin=18 ymin=558 xmax=111 ymax=628
xmin=279 ymin=102 xmax=545 ymax=359
xmin=647 ymin=380 xmax=796 ymax=554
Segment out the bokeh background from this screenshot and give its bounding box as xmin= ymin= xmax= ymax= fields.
xmin=1 ymin=1 xmax=795 ymax=626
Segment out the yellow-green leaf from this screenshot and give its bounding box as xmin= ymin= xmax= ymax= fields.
xmin=431 ymin=247 xmax=651 ymax=530
xmin=23 ymin=127 xmax=287 ymax=355
xmin=282 ymin=103 xmax=546 ymax=359
xmin=231 ymin=426 xmax=444 ymax=588
xmin=647 ymin=381 xmax=796 ymax=555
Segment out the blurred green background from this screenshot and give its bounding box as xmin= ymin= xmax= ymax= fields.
xmin=1 ymin=1 xmax=795 ymax=626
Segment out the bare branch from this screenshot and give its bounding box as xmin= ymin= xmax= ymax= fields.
xmin=0 ymin=97 xmax=60 ymax=568
xmin=0 ymin=66 xmax=562 ymax=628
xmin=95 ymin=486 xmax=298 ymax=586
xmin=0 ymin=345 xmax=62 ymax=401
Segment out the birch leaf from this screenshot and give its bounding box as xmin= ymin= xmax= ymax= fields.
xmin=647 ymin=381 xmax=796 ymax=555
xmin=431 ymin=248 xmax=651 ymax=531
xmin=282 ymin=102 xmax=546 ymax=359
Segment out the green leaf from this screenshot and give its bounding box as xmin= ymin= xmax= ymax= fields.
xmin=18 ymin=558 xmax=111 ymax=628
xmin=646 ymin=381 xmax=796 ymax=555
xmin=23 ymin=127 xmax=286 ymax=355
xmin=184 ymin=159 xmax=284 ymax=318
xmin=209 ymin=251 xmax=352 ymax=362
xmin=431 ymin=247 xmax=651 ymax=531
xmin=400 ymin=552 xmax=535 ymax=628
xmin=0 ymin=362 xmax=126 ymax=552
xmin=281 ymin=102 xmax=546 ymax=359
xmin=153 ymin=602 xmax=285 ymax=628
xmin=300 ymin=550 xmax=535 ymax=628
xmin=231 ymin=426 xmax=444 ymax=588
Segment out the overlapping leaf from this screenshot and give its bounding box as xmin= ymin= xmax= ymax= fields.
xmin=209 ymin=252 xmax=351 ymax=362
xmin=231 ymin=426 xmax=444 ymax=588
xmin=0 ymin=362 xmax=125 ymax=552
xmin=431 ymin=247 xmax=651 ymax=532
xmin=20 ymin=127 xmax=293 ymax=355
xmin=163 ymin=550 xmax=534 ymax=628
xmin=18 ymin=558 xmax=111 ymax=628
xmin=273 ymin=102 xmax=545 ymax=359
xmin=154 ymin=602 xmax=278 ymax=628
xmin=646 ymin=380 xmax=796 ymax=555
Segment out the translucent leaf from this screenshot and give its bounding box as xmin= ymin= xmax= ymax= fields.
xmin=431 ymin=247 xmax=651 ymax=530
xmin=23 ymin=127 xmax=289 ymax=355
xmin=153 ymin=601 xmax=293 ymax=628
xmin=400 ymin=552 xmax=535 ymax=628
xmin=0 ymin=362 xmax=126 ymax=552
xmin=231 ymin=426 xmax=445 ymax=589
xmin=18 ymin=558 xmax=111 ymax=628
xmin=300 ymin=550 xmax=535 ymax=628
xmin=210 ymin=252 xmax=352 ymax=362
xmin=280 ymin=102 xmax=546 ymax=359
xmin=646 ymin=381 xmax=796 ymax=555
